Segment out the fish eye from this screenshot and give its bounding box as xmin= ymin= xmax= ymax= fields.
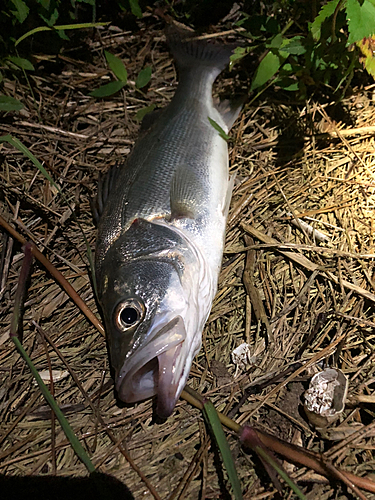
xmin=114 ymin=299 xmax=144 ymax=331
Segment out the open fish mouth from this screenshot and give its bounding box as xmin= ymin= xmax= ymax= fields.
xmin=115 ymin=316 xmax=186 ymax=417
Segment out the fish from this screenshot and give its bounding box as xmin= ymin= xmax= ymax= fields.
xmin=95 ymin=28 xmax=242 ymax=418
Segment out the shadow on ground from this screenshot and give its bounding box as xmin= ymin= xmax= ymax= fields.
xmin=0 ymin=472 xmax=134 ymax=500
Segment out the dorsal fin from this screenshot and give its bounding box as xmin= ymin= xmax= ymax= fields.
xmin=91 ymin=164 xmax=120 ymax=224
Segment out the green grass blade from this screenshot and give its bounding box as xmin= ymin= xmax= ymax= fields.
xmin=15 ymin=22 xmax=110 ymax=46
xmin=255 ymin=446 xmax=307 ymax=500
xmin=10 ymin=245 xmax=95 ymax=473
xmin=11 ymin=336 xmax=96 ymax=473
xmin=202 ymin=400 xmax=243 ymax=500
xmin=208 ymin=117 xmax=230 ymax=141
xmin=1 ymin=135 xmax=55 ymax=185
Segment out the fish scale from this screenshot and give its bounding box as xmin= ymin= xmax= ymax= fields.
xmin=95 ymin=29 xmax=242 ymax=417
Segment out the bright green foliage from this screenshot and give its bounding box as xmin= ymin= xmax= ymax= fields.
xmin=281 ymin=37 xmax=306 ymax=56
xmin=105 ymin=51 xmax=128 ymax=82
xmin=91 ymin=51 xmax=152 ymax=98
xmin=250 ymin=33 xmax=288 ymax=91
xmin=234 ymin=0 xmax=375 ymax=98
xmin=1 ymin=0 xmax=100 ymax=58
xmin=357 ymin=35 xmax=375 ymax=78
xmin=0 ymin=95 xmax=24 ymax=111
xmin=250 ymin=50 xmax=283 ymax=90
xmin=311 ymin=0 xmax=341 ymax=41
xmin=347 ymin=0 xmax=375 ymax=43
xmin=15 ymin=22 xmax=109 ymax=46
xmin=136 ymin=66 xmax=152 ymax=88
xmin=90 ymin=51 xmax=128 ymax=97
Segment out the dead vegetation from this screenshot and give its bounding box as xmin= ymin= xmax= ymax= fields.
xmin=1 ymin=22 xmax=375 ymax=499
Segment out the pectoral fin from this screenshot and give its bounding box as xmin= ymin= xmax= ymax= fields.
xmin=170 ymin=166 xmax=204 ymax=220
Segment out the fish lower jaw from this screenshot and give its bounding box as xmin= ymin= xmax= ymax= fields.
xmin=116 ymin=357 xmax=159 ymax=403
xmin=115 ymin=344 xmax=186 ymax=417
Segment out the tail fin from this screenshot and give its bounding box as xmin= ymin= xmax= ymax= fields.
xmin=167 ymin=26 xmax=233 ymax=80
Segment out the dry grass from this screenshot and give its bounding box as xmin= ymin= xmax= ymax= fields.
xmin=1 ymin=22 xmax=375 ymax=499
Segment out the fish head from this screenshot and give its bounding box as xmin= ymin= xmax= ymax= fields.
xmin=97 ymin=221 xmax=209 ymax=418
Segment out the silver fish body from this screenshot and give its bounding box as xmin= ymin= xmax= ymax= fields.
xmin=95 ymin=31 xmax=241 ymax=417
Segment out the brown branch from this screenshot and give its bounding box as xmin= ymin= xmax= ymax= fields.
xmin=0 ymin=214 xmax=105 ymax=336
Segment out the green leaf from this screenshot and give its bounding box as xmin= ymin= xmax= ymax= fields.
xmin=311 ymin=0 xmax=341 ymax=41
xmin=268 ymin=33 xmax=284 ymax=49
xmin=10 ymin=0 xmax=29 ymax=23
xmin=129 ymin=0 xmax=142 ymax=18
xmin=7 ymin=56 xmax=35 ymax=71
xmin=39 ymin=7 xmax=59 ymax=27
xmin=277 ymin=78 xmax=299 ymax=91
xmin=136 ymin=103 xmax=156 ymax=122
xmin=38 ymin=0 xmax=51 ymax=9
xmin=347 ymin=0 xmax=375 ymax=44
xmin=136 ymin=66 xmax=152 ymax=89
xmin=364 ymin=54 xmax=375 ymax=77
xmin=0 ymin=96 xmax=24 ymax=112
xmin=202 ymin=400 xmax=243 ymax=500
xmin=208 ymin=117 xmax=230 ymax=141
xmin=105 ymin=51 xmax=127 ymax=83
xmin=229 ymin=46 xmax=250 ymax=69
xmin=57 ymin=29 xmax=70 ymax=41
xmin=89 ymin=80 xmax=126 ymax=97
xmin=280 ymin=36 xmax=306 ymax=55
xmin=251 ymin=50 xmax=285 ymax=91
